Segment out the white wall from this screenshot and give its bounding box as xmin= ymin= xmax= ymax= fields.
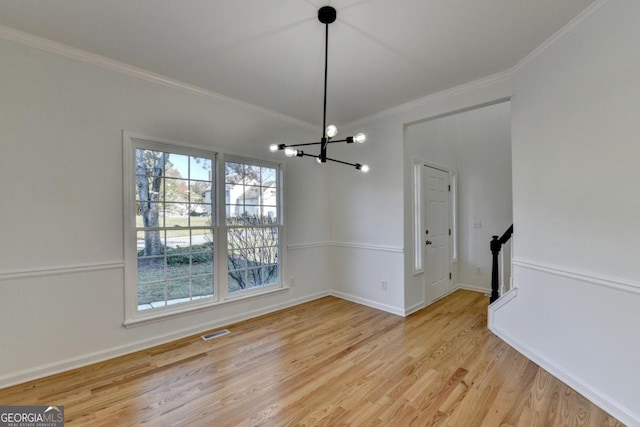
xmin=328 ymin=74 xmax=514 ymax=314
xmin=0 ymin=38 xmax=330 ymax=387
xmin=491 ymin=0 xmax=640 ymax=425
xmin=404 ymin=101 xmax=512 ymax=299
xmin=326 ymin=118 xmax=406 ymax=313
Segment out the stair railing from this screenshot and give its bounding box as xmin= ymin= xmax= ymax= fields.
xmin=490 ymin=224 xmax=513 ymax=303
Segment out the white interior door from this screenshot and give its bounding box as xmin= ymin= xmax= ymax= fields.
xmin=423 ymin=165 xmax=451 ymax=303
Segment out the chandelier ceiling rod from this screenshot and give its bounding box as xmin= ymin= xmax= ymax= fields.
xmin=321 ymin=6 xmax=331 ymax=141
xmin=269 ymin=6 xmax=369 ymax=174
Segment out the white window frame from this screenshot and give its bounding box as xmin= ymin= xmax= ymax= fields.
xmin=450 ymin=172 xmax=458 ymax=262
xmin=220 ymin=154 xmax=284 ymax=301
xmin=123 ymin=132 xmax=285 ymax=327
xmin=412 ymin=159 xmax=423 ymax=274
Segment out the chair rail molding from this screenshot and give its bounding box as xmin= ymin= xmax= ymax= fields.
xmin=512 ymin=259 xmax=640 ymax=295
xmin=0 ymin=261 xmax=124 ymax=282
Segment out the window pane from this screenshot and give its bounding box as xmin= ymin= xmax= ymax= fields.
xmin=136 ymin=176 xmax=165 ymax=201
xmin=261 ymin=186 xmax=277 ymax=204
xmin=226 ymin=224 xmax=279 ymax=292
xmin=226 ymin=183 xmax=242 ymax=204
xmin=228 ymin=269 xmax=245 ymax=293
xmin=189 ymin=181 xmax=210 ymax=204
xmin=261 ymin=167 xmax=276 ymax=186
xmin=192 ymin=275 xmax=214 ymax=298
xmin=191 ymin=230 xmax=213 ymax=250
xmin=228 ymin=250 xmax=247 ymax=271
xmin=261 ymin=246 xmax=278 ymax=265
xmin=227 ymin=207 xmax=247 ymax=225
xmin=262 ymin=265 xmax=279 ymax=285
xmin=135 ymin=149 xmax=166 ymax=177
xmin=244 ymin=205 xmax=259 ymax=218
xmin=190 ymin=156 xmax=211 ymax=181
xmin=136 ymin=202 xmax=165 ymax=228
xmin=192 ymin=253 xmax=214 ymax=276
xmin=166 ymin=256 xmax=190 ymax=279
xmin=244 ymin=186 xmax=261 ymax=205
xmin=189 ymin=205 xmax=211 ymax=221
xmin=138 ymin=282 xmax=166 ymax=309
xmin=227 ymin=228 xmax=245 ymax=248
xmin=244 ymin=164 xmax=260 ymax=185
xmin=166 ymin=153 xmax=189 ymax=178
xmin=167 ymin=278 xmax=191 ymax=304
xmin=225 ymin=162 xmax=243 ymax=184
xmin=165 ymin=228 xmax=190 ymax=249
xmin=262 ymin=227 xmax=278 ymax=243
xmin=262 ymin=206 xmax=277 ymax=224
xmin=165 ymin=178 xmax=189 ymax=203
xmin=136 ymin=230 xmax=166 ymax=257
xmin=137 ymin=256 xmax=164 ymax=283
xmin=246 ymin=268 xmax=261 ymax=288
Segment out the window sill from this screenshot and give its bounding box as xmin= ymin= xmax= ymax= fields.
xmin=123 ymin=285 xmax=289 ymax=328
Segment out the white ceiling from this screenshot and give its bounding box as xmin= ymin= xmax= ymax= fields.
xmin=0 ymin=0 xmax=596 ymax=127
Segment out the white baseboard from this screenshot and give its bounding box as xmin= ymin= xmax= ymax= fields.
xmin=490 ymin=261 xmax=640 ymax=427
xmin=487 ymin=287 xmax=518 ymax=332
xmin=329 ymin=290 xmax=405 ymax=317
xmin=491 ymin=323 xmax=638 ymax=427
xmin=454 ymin=283 xmax=490 ymax=294
xmin=0 ymin=291 xmax=329 ymax=389
xmin=404 ymin=301 xmax=425 ymax=316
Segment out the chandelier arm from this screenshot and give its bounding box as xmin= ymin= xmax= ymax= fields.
xmin=282 ymin=141 xmax=323 ymax=148
xmin=280 ymin=138 xmax=350 ymax=149
xmin=324 ymin=157 xmax=359 ymax=168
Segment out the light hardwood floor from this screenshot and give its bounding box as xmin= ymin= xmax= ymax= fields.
xmin=0 ymin=290 xmax=624 ymax=426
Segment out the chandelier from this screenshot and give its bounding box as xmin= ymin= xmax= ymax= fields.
xmin=269 ymin=6 xmax=369 ymax=173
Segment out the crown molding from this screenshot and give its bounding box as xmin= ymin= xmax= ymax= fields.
xmin=343 ymin=68 xmax=515 ymax=130
xmin=343 ymin=0 xmax=621 ymax=129
xmin=512 ymin=0 xmax=621 ymax=73
xmin=0 ymin=0 xmax=620 ymax=131
xmin=0 ymin=24 xmax=317 ymax=132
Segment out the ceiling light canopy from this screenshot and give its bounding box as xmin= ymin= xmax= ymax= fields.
xmin=269 ymin=6 xmax=369 ymax=173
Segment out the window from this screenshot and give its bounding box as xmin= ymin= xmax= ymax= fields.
xmin=123 ymin=133 xmax=283 ymax=324
xmin=450 ymin=172 xmax=458 ymax=262
xmin=413 ymin=160 xmax=423 ymax=273
xmin=224 ymin=159 xmax=280 ymax=295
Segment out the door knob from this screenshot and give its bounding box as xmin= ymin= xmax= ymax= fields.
xmin=425 ymin=240 xmax=433 ymax=245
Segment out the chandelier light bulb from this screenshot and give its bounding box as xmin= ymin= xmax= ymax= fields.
xmin=269 ymin=144 xmax=279 ymax=153
xmin=354 ymin=133 xmax=366 ymax=144
xmin=316 ymin=157 xmax=323 ymax=164
xmin=326 ymin=124 xmax=338 ymax=138
xmin=284 ymin=148 xmax=297 ymax=157
xmin=360 ymin=164 xmax=370 ymax=173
